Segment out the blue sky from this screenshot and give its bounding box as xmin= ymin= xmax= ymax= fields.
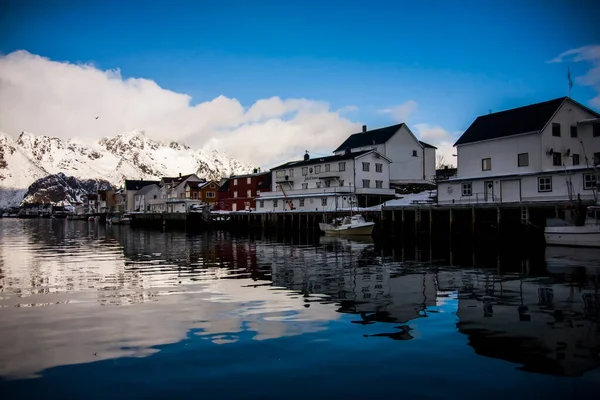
xmin=1 ymin=0 xmax=599 ymax=165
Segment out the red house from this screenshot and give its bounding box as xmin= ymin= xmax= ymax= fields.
xmin=218 ymin=170 xmax=271 ymax=211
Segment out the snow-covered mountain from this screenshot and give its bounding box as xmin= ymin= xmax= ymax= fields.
xmin=0 ymin=130 xmax=254 ymax=207
xmin=21 ymin=173 xmax=114 ymax=205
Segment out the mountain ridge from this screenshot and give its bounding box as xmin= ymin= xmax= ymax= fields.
xmin=0 ymin=130 xmax=254 ymax=207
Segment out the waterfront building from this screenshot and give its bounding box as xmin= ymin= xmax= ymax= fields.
xmin=217 ymin=170 xmax=271 ymax=211
xmin=438 ymin=97 xmax=600 ymax=205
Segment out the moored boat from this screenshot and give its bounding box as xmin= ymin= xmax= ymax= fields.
xmin=319 ymin=214 xmax=375 ymax=236
xmin=545 ymin=205 xmax=600 ymax=247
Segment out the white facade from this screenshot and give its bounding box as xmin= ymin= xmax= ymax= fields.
xmin=438 ymin=99 xmax=600 ymax=205
xmin=134 ymin=184 xmax=162 ymax=212
xmin=258 ymin=150 xmax=395 ymax=212
xmin=334 ymin=124 xmax=437 ymax=184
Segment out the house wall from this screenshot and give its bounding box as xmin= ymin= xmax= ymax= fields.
xmin=424 ymin=147 xmax=436 ymax=182
xmin=385 ymin=125 xmax=427 ymax=183
xmin=354 ymin=152 xmax=391 ymax=190
xmin=200 ymin=182 xmax=219 ymax=206
xmin=438 ymin=170 xmax=598 ymax=204
xmin=540 ymin=102 xmax=599 ymax=171
xmin=270 ymin=159 xmax=357 ymax=192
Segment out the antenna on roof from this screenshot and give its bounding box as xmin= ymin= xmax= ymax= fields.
xmin=488 ymin=109 xmax=492 ymax=114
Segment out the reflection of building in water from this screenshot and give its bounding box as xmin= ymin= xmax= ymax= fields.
xmin=267 ymin=236 xmax=439 ymax=325
xmin=438 ymin=266 xmax=600 ymax=377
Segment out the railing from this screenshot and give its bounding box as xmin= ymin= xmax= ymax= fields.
xmin=454 ymin=192 xmax=500 ymax=204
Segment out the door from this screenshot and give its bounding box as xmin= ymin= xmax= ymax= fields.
xmin=501 ymin=179 xmax=521 ymax=203
xmin=484 ymin=181 xmax=494 ymax=202
xmin=232 ymin=203 xmax=237 ymax=212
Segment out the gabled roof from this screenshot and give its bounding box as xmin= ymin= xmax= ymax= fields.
xmin=124 ymin=179 xmax=160 ymax=191
xmin=136 ymin=184 xmax=160 ymax=196
xmin=333 ymin=124 xmax=404 ymax=153
xmin=454 ymin=97 xmax=600 ymax=146
xmin=185 ymin=181 xmax=203 ymax=189
xmin=161 ymin=174 xmax=197 ymax=184
xmin=419 ymin=141 xmax=437 ymax=149
xmin=271 ymin=150 xmax=373 ymax=171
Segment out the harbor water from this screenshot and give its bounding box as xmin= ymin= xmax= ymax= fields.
xmin=0 ymin=218 xmax=599 ymax=399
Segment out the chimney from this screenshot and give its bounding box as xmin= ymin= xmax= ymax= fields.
xmin=303 ymin=151 xmax=310 ymax=161
xmin=362 ymin=125 xmax=367 ymax=133
xmin=179 ymin=172 xmax=182 ymax=177
xmin=253 ymin=168 xmax=258 ymax=174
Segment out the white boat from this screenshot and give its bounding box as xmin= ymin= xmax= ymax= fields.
xmin=319 ymin=214 xmax=375 ymax=236
xmin=544 ymin=205 xmax=600 ymax=247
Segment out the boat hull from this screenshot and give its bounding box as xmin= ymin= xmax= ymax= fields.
xmin=544 ymin=225 xmax=600 ymax=247
xmin=319 ymin=222 xmax=375 ymax=236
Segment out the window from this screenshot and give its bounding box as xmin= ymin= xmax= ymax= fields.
xmin=375 ymin=163 xmax=383 ymax=173
xmin=552 ymin=123 xmax=561 ymax=137
xmin=233 ymin=179 xmax=238 ymax=185
xmin=299 ymin=199 xmax=305 ymax=207
xmin=289 ymin=169 xmax=294 ymax=178
xmin=570 ymin=126 xmax=578 ymax=138
xmin=302 ymin=183 xmax=308 ymax=189
xmin=375 ymin=180 xmax=383 ymax=188
xmin=273 ymin=199 xmax=278 ymax=207
xmin=206 ymin=192 xmax=215 ymax=198
xmin=593 ymin=124 xmax=600 ymax=137
xmin=538 ymin=176 xmax=552 ymax=192
xmin=315 ymin=165 xmax=321 ymax=174
xmin=594 ymin=152 xmax=600 ymax=166
xmin=316 ymin=182 xmax=322 ymax=188
xmin=259 ymin=200 xmax=264 ymax=208
xmin=321 ymin=198 xmax=327 ymax=206
xmin=462 ymin=183 xmax=472 ymax=196
xmin=339 ymin=162 xmax=346 ymax=172
xmin=247 ymin=189 xmax=251 ymax=198
xmin=518 ymin=153 xmax=529 ymax=167
xmin=276 ymin=170 xmax=285 ymax=178
xmin=193 ymin=192 xmax=198 ymax=199
xmin=325 ymin=180 xmax=331 ymax=187
xmin=339 ymin=180 xmax=344 ymax=187
xmin=302 ymin=167 xmax=308 ymax=176
xmin=573 ymin=153 xmax=580 ymax=166
xmin=362 ymin=162 xmax=370 ymax=172
xmin=553 ymin=152 xmax=562 ymax=166
xmin=362 ymin=179 xmax=370 ymax=188
xmin=482 ymin=158 xmax=492 ymax=171
xmin=412 ymin=150 xmax=418 ymax=157
xmin=325 ymin=164 xmax=330 ymax=172
xmin=584 ymin=173 xmax=597 ymax=190
xmin=233 ymin=191 xmax=238 ymax=198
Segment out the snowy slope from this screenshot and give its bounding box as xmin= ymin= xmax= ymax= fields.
xmin=0 ymin=130 xmax=253 ymax=207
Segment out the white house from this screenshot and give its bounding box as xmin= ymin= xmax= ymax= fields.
xmin=123 ymin=180 xmax=160 ymax=212
xmin=333 ymin=124 xmax=437 ymax=184
xmin=438 ymin=97 xmax=600 ymax=205
xmin=257 ymin=150 xmax=395 ymax=212
xmin=133 ymin=184 xmax=162 ymax=212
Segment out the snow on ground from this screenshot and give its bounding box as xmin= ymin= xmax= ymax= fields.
xmin=212 ymin=190 xmax=438 ymax=215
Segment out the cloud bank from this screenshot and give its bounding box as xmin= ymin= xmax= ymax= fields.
xmin=0 ymin=51 xmax=360 ymax=168
xmin=549 ymin=44 xmax=600 ymax=108
xmin=378 ymin=100 xmax=418 ymax=123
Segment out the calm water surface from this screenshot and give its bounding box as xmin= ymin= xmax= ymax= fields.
xmin=0 ymin=219 xmax=599 ymax=399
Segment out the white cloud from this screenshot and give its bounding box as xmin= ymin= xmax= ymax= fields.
xmin=548 ymin=44 xmax=600 ymax=108
xmin=378 ymin=100 xmax=418 ymax=122
xmin=0 ymin=51 xmax=360 ymax=168
xmin=413 ymin=123 xmax=458 ymax=167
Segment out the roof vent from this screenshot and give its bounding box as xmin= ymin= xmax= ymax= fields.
xmin=303 ymin=151 xmax=310 ymax=161
xmin=362 ymin=125 xmax=367 ymax=133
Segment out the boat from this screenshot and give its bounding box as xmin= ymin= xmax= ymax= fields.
xmin=319 ymin=214 xmax=375 ymax=236
xmin=107 ymin=214 xmax=132 ymax=225
xmin=544 ymin=205 xmax=600 ymax=247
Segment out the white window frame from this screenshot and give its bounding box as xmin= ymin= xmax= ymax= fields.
xmin=339 ymin=162 xmax=346 ymax=172
xmin=538 ymin=176 xmax=552 ymax=192
xmin=482 ymin=158 xmax=492 ymax=171
xmin=321 ymin=198 xmax=327 ymax=206
xmin=375 ymin=180 xmax=383 ymax=188
xmin=276 ymin=170 xmax=285 ymax=178
xmin=299 ymin=199 xmax=305 ymax=207
xmin=362 ymin=162 xmax=370 ymax=172
xmin=583 ymin=173 xmax=597 ymax=190
xmin=302 ymin=167 xmax=308 ymax=176
xmin=362 ymin=179 xmax=370 ymax=188
xmin=462 ymin=182 xmax=472 ymax=196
